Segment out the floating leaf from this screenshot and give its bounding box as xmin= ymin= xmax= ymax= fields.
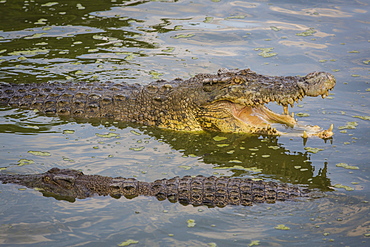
xmin=214 ymin=165 xmax=262 ymax=173
xmin=248 ymin=240 xmax=261 ymax=246
xmin=304 ymin=147 xmax=324 ymax=153
xmin=274 ymin=224 xmax=290 ymax=230
xmin=187 ymin=219 xmax=196 ymax=227
xmin=333 ymin=184 xmax=354 ymax=191
xmin=270 ymin=26 xmax=281 ymax=31
xmin=96 ymin=132 xmax=119 ymax=138
xmin=213 ymin=136 xmax=228 ymax=141
xmin=353 ymin=115 xmax=370 ymax=120
xmin=296 ymin=113 xmax=310 ymax=117
xmin=130 ymin=130 xmax=141 ymax=136
xmin=63 ymin=130 xmax=75 ymax=134
xmin=254 ymin=47 xmax=277 ymax=58
xmin=178 ymin=165 xmax=191 ymax=170
xmin=335 ymin=163 xmax=359 ymax=170
xmin=41 ymin=2 xmax=58 ymax=7
xmin=129 ymin=146 xmax=145 ymax=151
xmin=118 ymin=239 xmax=139 ymax=246
xmin=338 ymin=121 xmax=358 ymax=130
xmin=28 ymin=151 xmax=51 ymax=156
xmin=171 ymin=34 xmax=195 ymax=39
xmin=17 ymin=159 xmax=34 ymax=166
xmin=296 ymin=28 xmax=316 ymax=36
xmin=204 ymin=17 xmax=214 ymax=23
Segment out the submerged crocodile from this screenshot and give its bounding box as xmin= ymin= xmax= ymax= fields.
xmin=0 ymin=168 xmax=309 ymax=207
xmin=0 ymin=68 xmax=335 ymax=137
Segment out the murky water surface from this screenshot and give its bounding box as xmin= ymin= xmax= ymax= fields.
xmin=0 ymin=0 xmax=369 ymax=246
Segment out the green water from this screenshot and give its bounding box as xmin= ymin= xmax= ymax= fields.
xmin=0 ymin=0 xmax=369 ymax=246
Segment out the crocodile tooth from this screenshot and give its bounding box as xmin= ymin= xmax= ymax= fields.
xmin=290 ymin=112 xmax=294 ymax=118
xmin=328 ymin=123 xmax=334 ymax=131
xmin=302 ymin=131 xmax=308 ymax=139
xmin=283 ymin=105 xmax=289 ymax=115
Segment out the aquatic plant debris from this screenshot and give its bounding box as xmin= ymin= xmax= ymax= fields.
xmin=333 ymin=184 xmax=355 ymax=191
xmin=304 ymin=147 xmax=324 ymax=153
xmin=187 ymin=219 xmax=196 ymax=227
xmin=129 ymin=146 xmax=145 ymax=151
xmin=214 ymin=165 xmax=262 ymax=173
xmin=117 ymin=239 xmax=139 ymax=246
xmin=213 ymin=136 xmax=228 ymax=141
xmin=353 ymin=115 xmax=370 ymax=120
xmin=17 ymin=159 xmax=34 ymax=166
xmin=248 ymin=240 xmax=261 ymax=246
xmin=274 ymin=224 xmax=290 ymax=230
xmin=338 ymin=121 xmax=358 ymax=130
xmin=171 ymin=34 xmax=195 ymax=39
xmin=95 ymin=132 xmax=119 ymax=138
xmin=28 ymin=151 xmax=51 ymax=156
xmin=336 ymin=163 xmax=359 ymax=170
xmin=296 ymin=28 xmax=316 ymax=36
xmin=254 ymin=47 xmax=277 ymax=57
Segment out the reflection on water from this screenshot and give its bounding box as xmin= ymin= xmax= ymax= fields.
xmin=0 ymin=0 xmax=369 ymax=246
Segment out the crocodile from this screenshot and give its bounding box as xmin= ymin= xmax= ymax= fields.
xmin=0 ymin=68 xmax=335 ymax=137
xmin=0 ymin=168 xmax=309 ymax=207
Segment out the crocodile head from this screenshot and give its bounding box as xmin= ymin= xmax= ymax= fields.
xmin=195 ymin=69 xmax=336 ymax=138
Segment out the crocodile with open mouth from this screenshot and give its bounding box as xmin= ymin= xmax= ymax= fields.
xmin=0 ymin=68 xmax=335 ymax=138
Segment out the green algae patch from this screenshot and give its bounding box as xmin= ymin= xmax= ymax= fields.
xmin=334 ymin=184 xmax=354 ymax=191
xmin=95 ymin=132 xmax=119 ymax=138
xmin=363 ymin=60 xmax=370 ymax=65
xmin=336 ymin=163 xmax=359 ymax=170
xmin=149 ymin=70 xmax=163 ymax=79
xmin=213 ymin=136 xmax=228 ymax=141
xmin=41 ymin=2 xmax=58 ymax=7
xmin=225 ymin=15 xmax=246 ymax=19
xmin=130 ymin=130 xmax=141 ymax=136
xmin=270 ymin=26 xmax=281 ymax=31
xmin=34 ymin=18 xmax=48 ymax=25
xmin=304 ymin=147 xmax=324 ymax=153
xmin=296 ymin=112 xmax=310 ymax=117
xmin=248 ymin=240 xmax=261 ymax=246
xmin=162 ymin=47 xmax=175 ymax=52
xmin=228 ymin=160 xmax=242 ymax=164
xmin=338 ymin=121 xmax=358 ymax=130
xmin=0 ymin=167 xmax=7 ymax=171
xmin=28 ymin=151 xmax=51 ymax=156
xmin=214 ymin=165 xmax=262 ymax=173
xmin=217 ymin=143 xmax=229 ymax=147
xmin=204 ymin=17 xmax=214 ymax=23
xmin=187 ymin=219 xmax=196 ymax=227
xmin=353 ymin=115 xmax=370 ymax=120
xmin=296 ymin=28 xmax=316 ymax=36
xmin=254 ymin=47 xmax=277 ymax=58
xmin=171 ymin=34 xmax=195 ymax=39
xmin=17 ymin=159 xmax=34 ymax=166
xmin=118 ymin=239 xmax=139 ymax=246
xmin=63 ymin=130 xmax=75 ymax=134
xmin=178 ymin=165 xmax=192 ymax=170
xmin=8 ymin=49 xmax=50 ymax=56
xmin=274 ymin=224 xmax=290 ymax=230
xmin=129 ymin=146 xmax=145 ymax=151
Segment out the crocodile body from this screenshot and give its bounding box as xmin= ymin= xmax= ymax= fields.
xmin=0 ymin=168 xmax=307 ymax=207
xmin=0 ymin=68 xmax=336 ymax=137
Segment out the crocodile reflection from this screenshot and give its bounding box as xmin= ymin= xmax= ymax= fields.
xmin=0 ymin=110 xmax=332 ymax=191
xmin=128 ymin=124 xmax=332 ymax=191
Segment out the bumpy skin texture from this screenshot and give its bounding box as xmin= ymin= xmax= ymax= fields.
xmin=0 ymin=68 xmax=336 ymax=135
xmin=0 ymin=168 xmax=307 ymax=207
